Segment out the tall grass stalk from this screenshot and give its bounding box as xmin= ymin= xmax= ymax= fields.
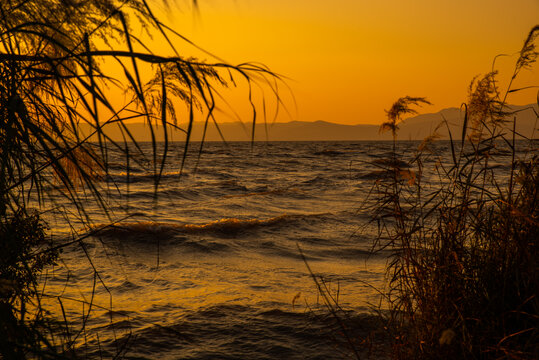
xmin=372 ymin=25 xmax=539 ymax=359
xmin=0 ymin=0 xmax=281 ymax=357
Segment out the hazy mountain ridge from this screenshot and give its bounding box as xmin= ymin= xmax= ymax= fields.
xmin=82 ymin=104 xmax=538 ymax=141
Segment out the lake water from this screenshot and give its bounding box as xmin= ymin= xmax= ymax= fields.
xmin=40 ymin=140 xmax=530 ymax=359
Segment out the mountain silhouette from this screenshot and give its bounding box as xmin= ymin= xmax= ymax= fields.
xmin=81 ymin=104 xmax=538 ymax=141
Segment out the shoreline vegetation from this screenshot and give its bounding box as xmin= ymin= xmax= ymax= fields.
xmin=340 ymin=25 xmax=538 ymax=359
xmin=0 ymin=0 xmax=537 ymax=358
xmin=0 ymin=0 xmax=282 ymax=358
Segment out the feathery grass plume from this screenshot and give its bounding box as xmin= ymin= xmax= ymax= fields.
xmin=466 ymin=72 xmax=510 ymax=142
xmin=369 ymin=25 xmax=539 ymax=360
xmin=0 ymin=0 xmax=282 ymax=357
xmin=380 ymin=96 xmax=432 ymax=139
xmin=515 ymin=25 xmax=539 ymax=74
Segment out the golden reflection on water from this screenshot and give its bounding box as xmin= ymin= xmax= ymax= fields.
xmin=42 ymin=247 xmax=387 ymax=328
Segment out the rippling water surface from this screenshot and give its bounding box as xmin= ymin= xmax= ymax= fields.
xmin=40 ymin=140 xmax=530 ymax=359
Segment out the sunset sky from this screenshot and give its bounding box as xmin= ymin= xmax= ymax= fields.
xmin=146 ymin=0 xmax=539 ymax=125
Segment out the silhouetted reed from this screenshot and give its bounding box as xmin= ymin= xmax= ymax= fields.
xmin=0 ymin=0 xmax=281 ymax=357
xmin=370 ymin=25 xmax=539 ymax=359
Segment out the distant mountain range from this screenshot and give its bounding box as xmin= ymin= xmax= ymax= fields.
xmin=81 ymin=104 xmax=538 ymax=141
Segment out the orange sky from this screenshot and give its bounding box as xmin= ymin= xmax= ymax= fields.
xmin=143 ymin=0 xmax=539 ymax=125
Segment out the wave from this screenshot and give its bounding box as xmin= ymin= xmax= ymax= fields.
xmin=83 ymin=304 xmax=384 ymax=360
xmin=102 ymin=187 xmax=203 ymax=202
xmin=105 ymin=171 xmax=188 ymax=183
xmin=370 ymin=158 xmax=410 ymax=168
xmin=192 ymin=169 xmax=237 ymax=180
xmin=313 ymin=150 xmax=345 ymax=156
xmin=301 ymin=175 xmax=334 ymax=186
xmin=92 ymin=214 xmax=327 ymax=239
xmin=222 ymin=187 xmax=303 ymax=199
